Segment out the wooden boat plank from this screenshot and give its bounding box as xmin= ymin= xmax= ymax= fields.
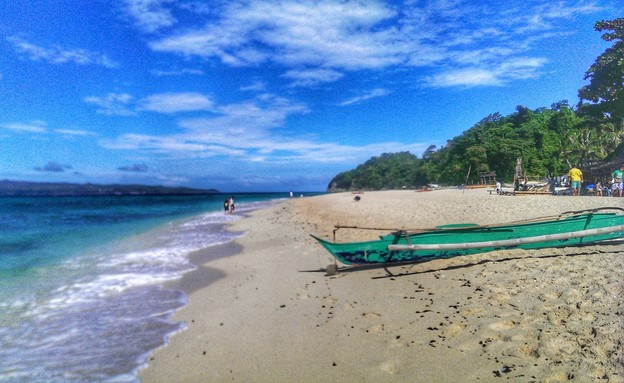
xmin=389 ymin=224 xmax=624 ymax=251
xmin=312 ymin=208 xmax=624 ymax=266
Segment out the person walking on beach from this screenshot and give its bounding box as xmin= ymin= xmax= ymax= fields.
xmin=595 ymin=180 xmax=603 ymax=196
xmin=613 ymin=165 xmax=624 ymax=197
xmin=224 ymin=198 xmax=230 ymax=214
xmin=568 ymin=166 xmax=583 ymax=196
xmin=229 ymin=196 xmax=235 ymax=213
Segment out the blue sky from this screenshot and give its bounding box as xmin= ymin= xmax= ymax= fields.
xmin=0 ymin=0 xmax=618 ymax=192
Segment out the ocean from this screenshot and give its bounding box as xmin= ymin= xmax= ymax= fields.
xmin=0 ymin=193 xmax=298 ymax=383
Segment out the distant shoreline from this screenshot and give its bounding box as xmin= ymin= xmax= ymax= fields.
xmin=0 ymin=179 xmax=219 ymax=197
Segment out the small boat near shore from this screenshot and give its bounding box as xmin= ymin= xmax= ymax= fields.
xmin=311 ymin=207 xmax=624 ymax=267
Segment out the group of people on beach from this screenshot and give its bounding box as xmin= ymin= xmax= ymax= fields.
xmin=223 ymin=196 xmax=235 ymax=214
xmin=567 ymin=164 xmax=624 ymax=197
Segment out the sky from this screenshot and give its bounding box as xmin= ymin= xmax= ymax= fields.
xmin=0 ymin=1 xmax=619 ymax=192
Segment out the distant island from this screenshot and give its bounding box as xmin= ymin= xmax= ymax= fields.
xmin=0 ymin=180 xmax=219 ymax=197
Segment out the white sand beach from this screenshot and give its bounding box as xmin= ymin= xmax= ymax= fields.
xmin=140 ymin=189 xmax=624 ymax=382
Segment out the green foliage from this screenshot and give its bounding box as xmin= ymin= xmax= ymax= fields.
xmin=576 ymin=17 xmax=624 ymax=166
xmin=578 ymin=18 xmax=624 ymax=124
xmin=326 ymin=18 xmax=624 ymax=192
xmin=328 ymin=152 xmax=425 ymax=191
xmin=432 ymin=105 xmax=589 ymax=184
xmin=327 ymin=104 xmax=621 ymax=191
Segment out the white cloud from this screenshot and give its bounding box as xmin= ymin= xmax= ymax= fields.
xmin=339 ymin=88 xmax=390 ymax=106
xmin=144 ymin=0 xmax=598 ymax=90
xmin=1 ymin=120 xmax=47 ymax=133
xmin=510 ymin=2 xmax=601 ymax=35
xmin=150 ymin=68 xmax=205 ymax=76
xmin=148 ymin=1 xmax=413 ymax=69
xmin=85 ymin=92 xmax=216 ymax=116
xmin=139 ymin=92 xmax=215 ymax=114
xmin=450 ymin=47 xmax=517 ymax=66
xmin=500 ymin=57 xmax=548 ymax=80
xmin=103 ymin=133 xmax=210 ymax=152
xmin=175 ymin=96 xmax=309 ymax=150
xmin=7 ymin=37 xmax=118 ymax=68
xmin=282 ymin=68 xmax=344 ymax=87
xmin=84 ymin=93 xmax=135 ymax=116
xmin=101 ymin=95 xmax=313 ymax=158
xmin=55 ymin=129 xmax=98 ymax=137
xmin=240 ymin=80 xmax=267 ymax=92
xmin=100 ymin=93 xmax=430 ymax=166
xmin=426 ymin=68 xmax=503 ymax=88
xmin=425 ymin=56 xmax=548 ymax=88
xmin=121 ymin=0 xmax=177 ymax=33
xmin=95 ymin=0 xmax=604 ymax=174
xmin=540 ymin=2 xmax=602 ymax=19
xmin=104 ymin=127 xmax=431 ymax=167
xmin=1 ymin=122 xmax=98 ymax=137
xmin=102 ymin=133 xmax=247 ymax=157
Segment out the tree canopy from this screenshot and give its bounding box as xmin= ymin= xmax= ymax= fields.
xmin=327 ymin=152 xmax=426 ymax=191
xmin=327 ymin=18 xmax=624 ymax=192
xmin=578 ymin=18 xmax=624 ymax=124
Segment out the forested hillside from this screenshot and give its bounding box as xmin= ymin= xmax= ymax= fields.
xmin=327 ymin=18 xmax=624 ymax=192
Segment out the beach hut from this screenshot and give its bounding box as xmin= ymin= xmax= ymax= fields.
xmin=583 ymin=144 xmax=624 ymax=181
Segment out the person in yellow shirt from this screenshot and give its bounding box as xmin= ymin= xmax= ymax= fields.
xmin=568 ymin=166 xmax=583 ymax=196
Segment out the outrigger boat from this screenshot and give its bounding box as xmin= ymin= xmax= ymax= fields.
xmin=311 ymin=208 xmax=624 ymax=267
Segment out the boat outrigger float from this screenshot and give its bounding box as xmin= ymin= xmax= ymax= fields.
xmin=311 ymin=207 xmax=624 ymax=267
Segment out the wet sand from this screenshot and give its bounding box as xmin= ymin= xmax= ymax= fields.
xmin=140 ymin=189 xmax=624 ymax=382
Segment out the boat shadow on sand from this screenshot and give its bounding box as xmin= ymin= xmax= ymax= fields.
xmin=301 ymin=241 xmax=623 ymax=280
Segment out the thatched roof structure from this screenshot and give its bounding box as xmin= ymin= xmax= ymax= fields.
xmin=583 ymin=144 xmax=624 ymax=181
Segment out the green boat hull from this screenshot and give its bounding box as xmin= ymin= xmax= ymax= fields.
xmin=312 ymin=211 xmax=624 ymax=265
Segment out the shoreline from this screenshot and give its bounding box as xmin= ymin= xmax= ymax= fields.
xmin=140 ymin=190 xmax=624 ymax=382
xmin=163 ymin=240 xmax=239 ymax=295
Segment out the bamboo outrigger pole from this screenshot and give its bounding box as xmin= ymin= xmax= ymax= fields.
xmin=388 ymin=225 xmax=624 ymax=251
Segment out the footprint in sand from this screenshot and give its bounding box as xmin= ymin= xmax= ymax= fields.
xmin=362 ymin=312 xmax=382 ymax=319
xmin=379 ymin=360 xmax=399 ymax=374
xmin=567 ymin=310 xmax=596 ymax=323
xmin=538 ymin=291 xmax=562 ymax=302
xmin=324 ymin=296 xmax=338 ymax=305
xmin=488 ymin=320 xmax=518 ymax=331
xmin=541 ymin=337 xmax=578 ymax=357
xmin=546 ymin=309 xmax=570 ymax=326
xmin=442 ymin=323 xmax=467 ymax=337
xmin=561 ymin=288 xmax=583 ymax=305
xmin=490 ymin=291 xmax=513 ymax=304
xmin=517 ymin=342 xmax=540 ymax=358
xmin=296 ymin=288 xmax=310 ymax=300
xmin=459 ymin=307 xmax=484 ymax=318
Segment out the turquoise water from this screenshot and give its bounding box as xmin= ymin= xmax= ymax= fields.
xmin=0 ymin=193 xmax=299 ymax=382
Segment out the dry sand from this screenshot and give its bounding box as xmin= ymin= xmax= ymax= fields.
xmin=140 ymin=189 xmax=624 ymax=382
